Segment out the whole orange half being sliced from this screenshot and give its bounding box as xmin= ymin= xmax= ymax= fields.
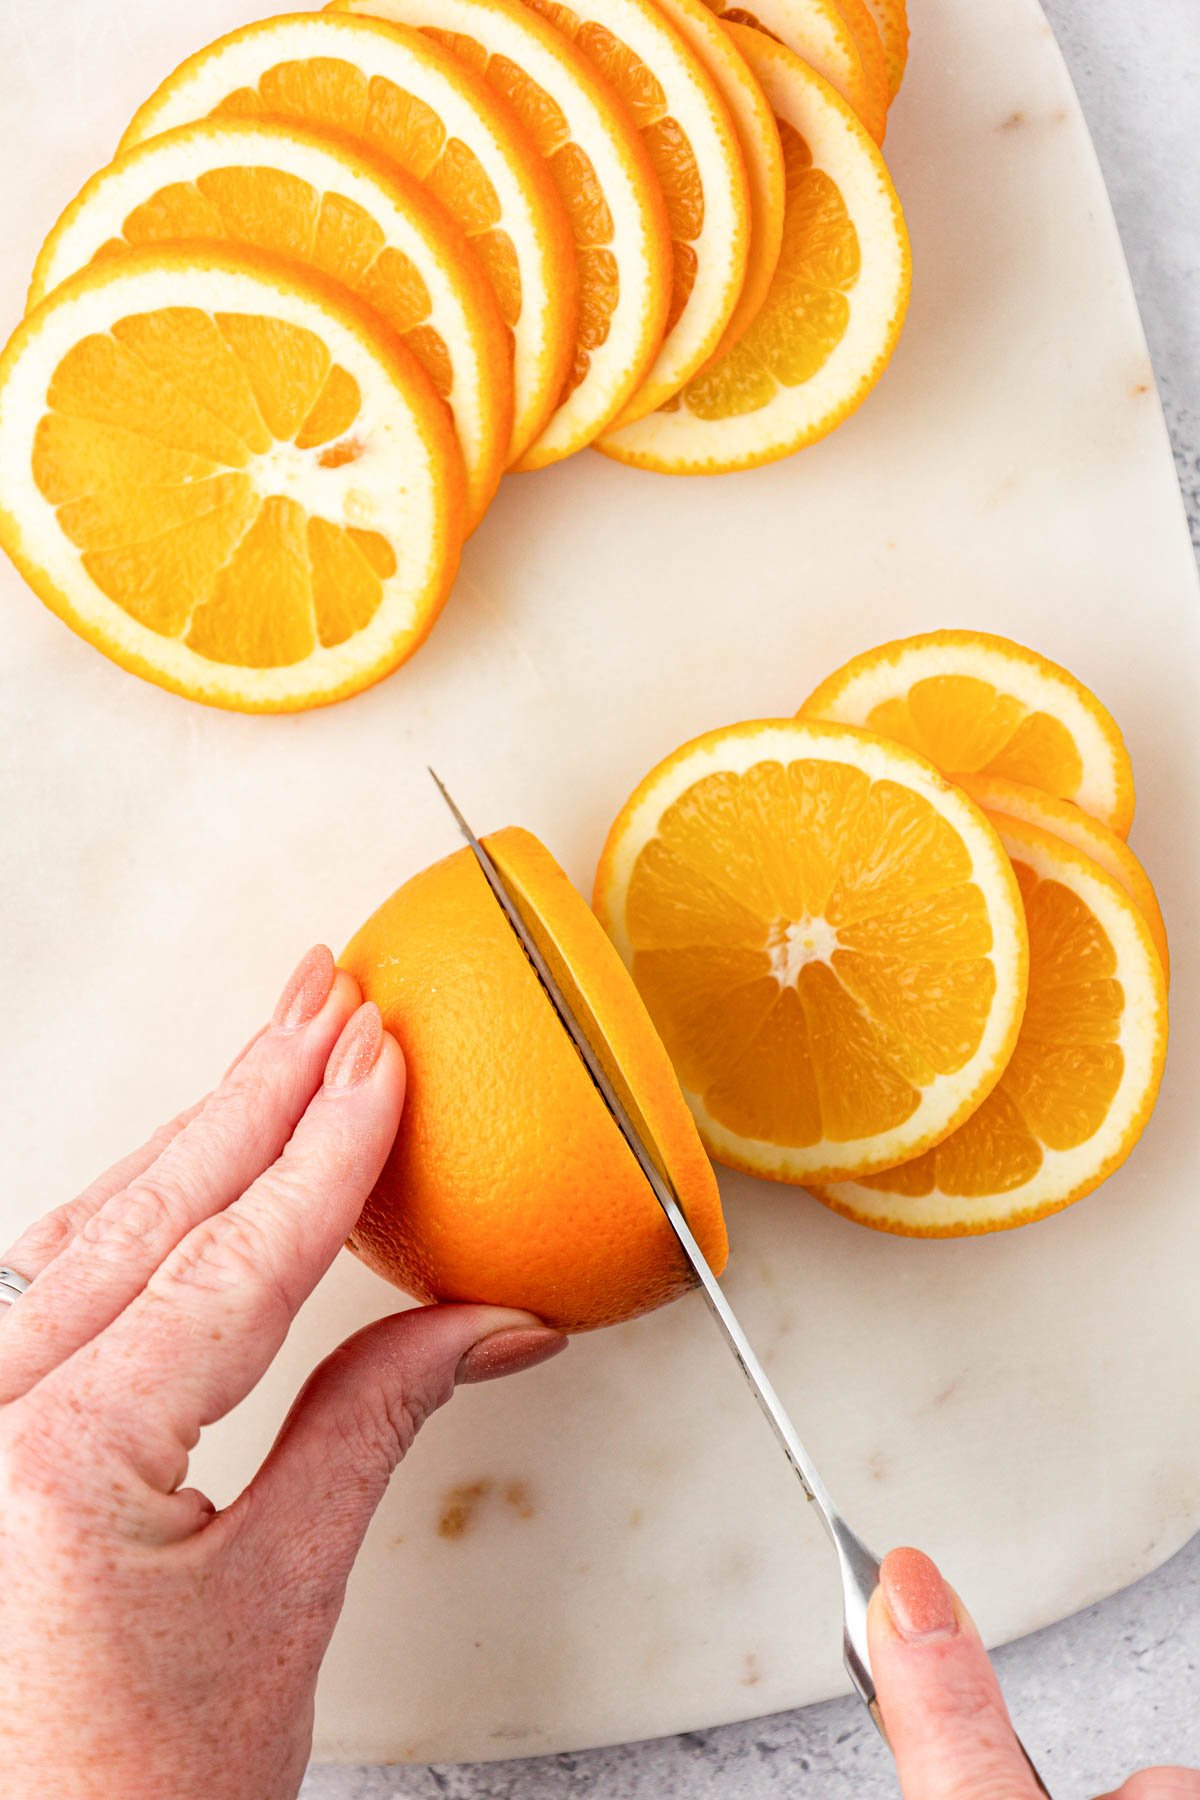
xmin=520 ymin=0 xmax=752 ymax=423
xmin=342 ymin=826 xmax=726 ymax=1330
xmin=593 ymin=718 xmax=1029 ymax=1184
xmin=597 ymin=26 xmax=909 ymax=473
xmin=801 ymin=631 xmax=1136 ymax=837
xmin=812 ymin=817 xmax=1169 ymax=1234
xmin=118 ymin=11 xmax=577 ymax=465
xmin=333 ymin=0 xmax=673 ymax=465
xmin=29 ymin=119 xmax=511 ymax=532
xmin=0 ymin=248 xmax=465 ymax=710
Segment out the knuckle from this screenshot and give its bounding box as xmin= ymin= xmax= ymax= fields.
xmin=0 ymin=1395 xmax=85 ymax=1501
xmin=79 ymin=1174 xmax=184 ymax=1259
xmin=154 ymin=1211 xmax=295 ymax=1318
xmin=335 ymin=1382 xmax=428 ymax=1478
xmin=6 ymin=1202 xmax=77 ymax=1269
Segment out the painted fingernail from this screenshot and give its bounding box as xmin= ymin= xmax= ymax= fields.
xmin=880 ymin=1548 xmax=959 ymax=1642
xmin=273 ymin=946 xmax=336 ymax=1032
xmin=456 ymin=1326 xmax=569 ymax=1385
xmin=324 ymin=1003 xmax=384 ymax=1090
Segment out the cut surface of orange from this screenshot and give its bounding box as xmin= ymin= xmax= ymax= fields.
xmin=333 ymin=0 xmax=672 ymax=465
xmin=958 ymin=774 xmax=1168 ymax=979
xmin=813 ymin=816 xmax=1169 ymax=1234
xmin=341 ymin=826 xmax=726 ymax=1330
xmin=801 ymin=631 xmax=1136 ymax=838
xmin=29 ymin=119 xmax=511 ymax=531
xmin=118 ymin=11 xmax=577 ymax=464
xmin=519 ymin=0 xmax=752 ymax=423
xmin=863 ymin=0 xmax=907 ymax=99
xmin=648 ymin=0 xmax=785 ymax=351
xmin=0 ymin=248 xmax=465 ymax=710
xmin=593 ymin=718 xmax=1029 ymax=1183
xmin=702 ymin=0 xmax=885 ymax=142
xmin=598 ymin=26 xmax=909 ymax=473
xmin=828 ymin=0 xmax=889 ymax=138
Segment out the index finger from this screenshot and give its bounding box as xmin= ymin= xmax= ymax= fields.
xmin=868 ymin=1548 xmax=1046 ymax=1800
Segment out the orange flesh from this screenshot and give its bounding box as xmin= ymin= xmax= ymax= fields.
xmin=625 ymin=758 xmax=997 ymax=1145
xmin=32 ymin=306 xmax=395 ymax=664
xmin=864 ymin=677 xmax=1085 ymax=799
xmin=856 ymin=859 xmax=1125 ymax=1196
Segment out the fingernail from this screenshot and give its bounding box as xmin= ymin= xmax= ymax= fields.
xmin=324 ymin=1003 xmax=384 ymax=1090
xmin=273 ymin=946 xmax=336 ymax=1032
xmin=456 ymin=1326 xmax=569 ymax=1385
xmin=880 ymin=1548 xmax=959 ymax=1642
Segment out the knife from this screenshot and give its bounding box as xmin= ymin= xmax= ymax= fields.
xmin=430 ymin=770 xmax=1051 ymax=1795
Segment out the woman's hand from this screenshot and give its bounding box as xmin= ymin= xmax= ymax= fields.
xmin=870 ymin=1547 xmax=1200 ymax=1800
xmin=0 ymin=947 xmax=567 ymax=1800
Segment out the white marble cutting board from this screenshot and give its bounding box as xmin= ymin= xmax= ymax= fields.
xmin=2 ymin=0 xmax=1199 ymax=1766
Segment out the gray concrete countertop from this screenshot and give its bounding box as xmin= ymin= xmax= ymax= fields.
xmin=303 ymin=1 xmax=1200 ymax=1792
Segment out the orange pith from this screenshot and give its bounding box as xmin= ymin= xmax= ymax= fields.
xmin=340 ymin=826 xmax=726 ymax=1331
xmin=333 ymin=0 xmax=673 ymax=463
xmin=28 ymin=119 xmax=512 ymax=531
xmin=0 ymin=248 xmax=465 ymax=710
xmin=593 ymin=719 xmax=1028 ymax=1183
xmin=813 ymin=817 xmax=1169 ymax=1234
xmin=801 ymin=631 xmax=1136 ymax=836
xmin=598 ymin=26 xmax=909 ymax=473
xmin=702 ymin=0 xmax=884 ymax=141
xmin=862 ymin=0 xmax=907 ymax=99
xmin=118 ymin=12 xmax=578 ymax=463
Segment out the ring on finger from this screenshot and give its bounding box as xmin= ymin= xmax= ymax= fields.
xmin=0 ymin=1267 xmax=31 ymax=1307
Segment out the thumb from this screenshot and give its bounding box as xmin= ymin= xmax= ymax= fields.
xmin=230 ymin=1303 xmax=567 ymax=1600
xmin=868 ymin=1548 xmax=1044 ymax=1800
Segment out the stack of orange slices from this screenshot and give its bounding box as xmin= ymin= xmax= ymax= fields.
xmin=0 ymin=0 xmax=912 ymax=709
xmin=595 ymin=630 xmax=1169 ymax=1236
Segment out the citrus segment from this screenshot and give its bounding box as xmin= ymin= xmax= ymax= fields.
xmin=958 ymin=774 xmax=1168 ymax=980
xmin=598 ymin=26 xmax=908 ymax=472
xmin=118 ymin=11 xmax=577 ymax=463
xmin=812 ymin=817 xmax=1168 ymax=1233
xmin=593 ymin=718 xmax=1028 ymax=1183
xmin=29 ymin=120 xmax=512 ymax=530
xmin=333 ymin=0 xmax=673 ymax=463
xmin=0 ymin=248 xmax=465 ymax=709
xmin=703 ymin=0 xmax=884 ymax=142
xmin=801 ymin=631 xmax=1136 ymax=837
xmin=341 ymin=826 xmax=726 ymax=1330
xmin=518 ymin=0 xmax=752 ymax=421
xmin=647 ymin=0 xmax=785 ymax=349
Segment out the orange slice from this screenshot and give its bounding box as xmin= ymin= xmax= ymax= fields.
xmin=648 ymin=0 xmax=785 ymax=349
xmin=118 ymin=11 xmax=577 ymax=465
xmin=520 ymin=0 xmax=752 ymax=422
xmin=801 ymin=631 xmax=1137 ymax=838
xmin=829 ymin=0 xmax=889 ymax=138
xmin=959 ymin=774 xmax=1169 ymax=980
xmin=812 ymin=817 xmax=1169 ymax=1234
xmin=28 ymin=119 xmax=511 ymax=532
xmin=593 ymin=718 xmax=1028 ymax=1183
xmin=703 ymin=0 xmax=885 ymax=143
xmin=333 ymin=0 xmax=672 ymax=465
xmin=863 ymin=0 xmax=907 ymax=100
xmin=0 ymin=248 xmax=465 ymax=710
xmin=598 ymin=26 xmax=909 ymax=473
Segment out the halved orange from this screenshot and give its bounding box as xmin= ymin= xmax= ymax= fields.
xmin=801 ymin=631 xmax=1137 ymax=837
xmin=812 ymin=816 xmax=1169 ymax=1233
xmin=118 ymin=11 xmax=577 ymax=465
xmin=333 ymin=0 xmax=673 ymax=465
xmin=593 ymin=718 xmax=1029 ymax=1183
xmin=0 ymin=248 xmax=465 ymax=710
xmin=647 ymin=0 xmax=786 ymax=350
xmin=598 ymin=26 xmax=909 ymax=473
xmin=29 ymin=119 xmax=511 ymax=531
xmin=521 ymin=0 xmax=752 ymax=422
xmin=959 ymin=773 xmax=1168 ymax=980
xmin=342 ymin=825 xmax=727 ymax=1330
xmin=703 ymin=0 xmax=886 ymax=143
